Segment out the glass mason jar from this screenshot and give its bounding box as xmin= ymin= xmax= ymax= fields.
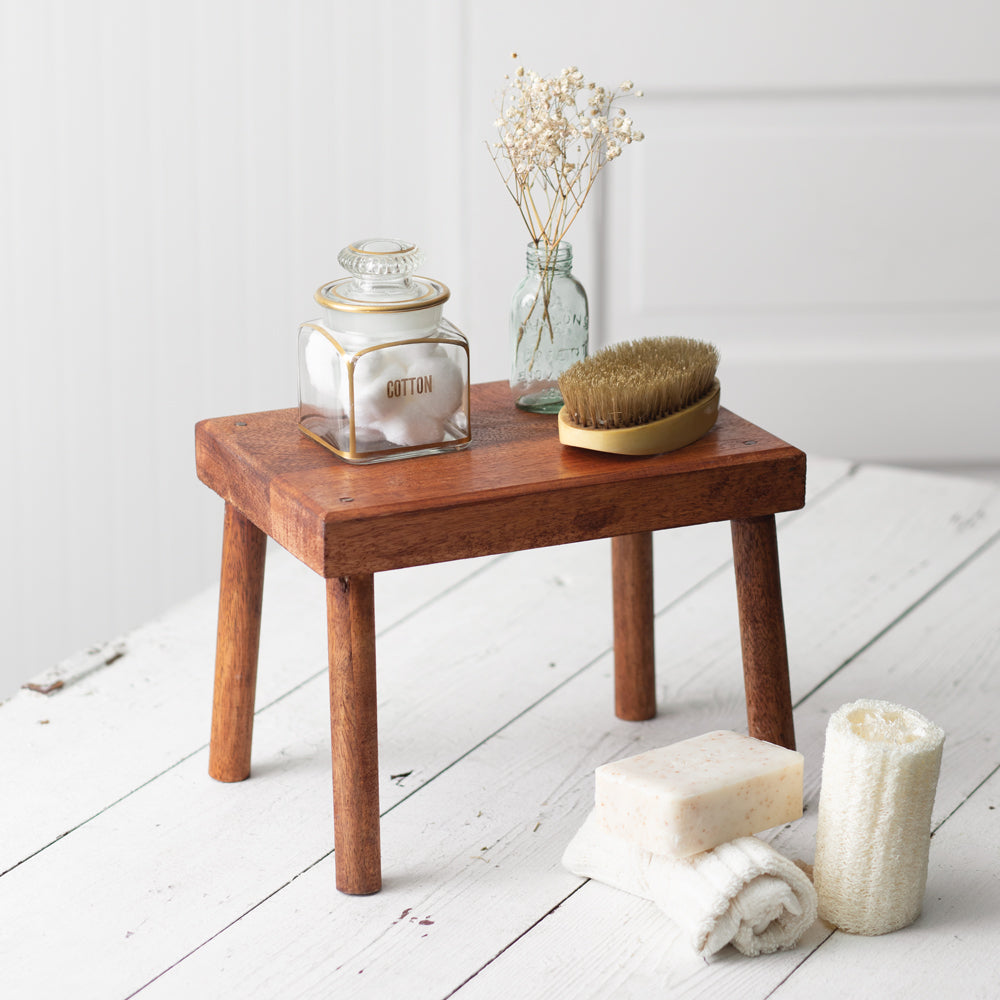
xmin=509 ymin=241 xmax=589 ymax=413
xmin=297 ymin=238 xmax=471 ymax=464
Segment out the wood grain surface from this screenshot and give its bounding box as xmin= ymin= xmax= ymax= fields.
xmin=327 ymin=573 xmax=382 ymax=895
xmin=208 ymin=503 xmax=267 ymax=782
xmin=195 ymin=381 xmax=806 ymax=577
xmin=611 ymin=532 xmax=656 ymax=721
xmin=731 ymin=515 xmax=796 ymax=749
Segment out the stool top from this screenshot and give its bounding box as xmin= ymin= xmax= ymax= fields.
xmin=196 ymin=381 xmax=806 ymax=577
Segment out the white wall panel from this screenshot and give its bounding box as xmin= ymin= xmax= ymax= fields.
xmin=0 ymin=0 xmax=469 ymax=698
xmin=602 ymin=87 xmax=1000 ymax=460
xmin=623 ymin=93 xmax=1000 ymax=316
xmin=588 ymin=1 xmax=1000 ymax=463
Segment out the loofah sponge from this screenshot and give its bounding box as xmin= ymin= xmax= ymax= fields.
xmin=813 ymin=699 xmax=945 ymax=936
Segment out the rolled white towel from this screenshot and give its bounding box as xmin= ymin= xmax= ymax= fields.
xmin=563 ymin=810 xmax=817 ymax=958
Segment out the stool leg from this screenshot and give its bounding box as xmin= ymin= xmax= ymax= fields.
xmin=612 ymin=532 xmax=656 ymax=721
xmin=731 ymin=515 xmax=796 ymax=750
xmin=327 ymin=574 xmax=381 ymax=895
xmin=209 ymin=503 xmax=267 ymax=782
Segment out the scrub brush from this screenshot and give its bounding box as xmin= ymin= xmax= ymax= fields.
xmin=557 ymin=337 xmax=721 ymax=455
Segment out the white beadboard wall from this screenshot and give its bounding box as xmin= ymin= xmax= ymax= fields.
xmin=0 ymin=0 xmax=997 ymax=698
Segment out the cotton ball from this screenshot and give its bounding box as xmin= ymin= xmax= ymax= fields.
xmin=412 ymin=353 xmax=465 ymax=420
xmin=380 ymin=412 xmax=445 ymax=448
xmin=351 ymin=356 xmax=408 ymax=430
xmin=304 ymin=333 xmax=340 ymax=399
xmin=392 ymin=342 xmax=440 ymax=368
xmin=350 ymin=419 xmax=385 ymax=447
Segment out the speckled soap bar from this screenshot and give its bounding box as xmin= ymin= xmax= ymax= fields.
xmin=595 ymin=730 xmax=804 ymax=858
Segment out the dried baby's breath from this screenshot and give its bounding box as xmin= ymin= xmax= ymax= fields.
xmin=490 ymin=59 xmax=644 ymax=252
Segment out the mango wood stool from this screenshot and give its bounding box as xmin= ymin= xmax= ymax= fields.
xmin=196 ymin=380 xmax=806 ymax=895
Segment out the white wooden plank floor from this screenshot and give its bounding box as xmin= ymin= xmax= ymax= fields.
xmin=2 ymin=457 xmax=998 ymax=1000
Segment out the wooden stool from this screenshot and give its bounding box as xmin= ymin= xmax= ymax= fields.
xmin=196 ymin=381 xmax=806 ymax=895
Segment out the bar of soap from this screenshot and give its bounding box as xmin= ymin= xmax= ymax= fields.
xmin=595 ymin=730 xmax=804 ymax=858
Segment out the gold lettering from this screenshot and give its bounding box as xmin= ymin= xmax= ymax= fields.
xmin=385 ymin=374 xmax=434 ymax=398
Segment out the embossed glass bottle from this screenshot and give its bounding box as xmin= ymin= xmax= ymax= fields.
xmin=298 ymin=238 xmax=471 ymax=463
xmin=509 ymin=241 xmax=589 ymax=413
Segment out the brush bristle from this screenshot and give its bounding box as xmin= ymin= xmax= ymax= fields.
xmin=558 ymin=337 xmax=720 ymax=430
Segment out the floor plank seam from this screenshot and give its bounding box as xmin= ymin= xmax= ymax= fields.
xmin=378 ymin=553 xmax=512 ymax=630
xmin=647 ymin=462 xmax=862 ymax=628
xmin=379 ymin=645 xmax=624 ymax=823
xmin=0 ymin=740 xmax=210 ymax=880
xmin=249 ymin=555 xmax=512 ymax=720
xmin=807 ymin=459 xmax=861 ymax=502
xmin=442 ymin=881 xmax=590 ymax=1000
xmin=931 ymin=760 xmax=1000 ymax=836
xmin=793 ymin=527 xmax=1000 ymax=709
xmin=761 ymin=926 xmax=837 ymax=999
xmin=123 ymin=858 xmax=329 ymax=999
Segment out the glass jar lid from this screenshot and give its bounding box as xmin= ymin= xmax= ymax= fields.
xmin=315 ymin=238 xmax=450 ymax=314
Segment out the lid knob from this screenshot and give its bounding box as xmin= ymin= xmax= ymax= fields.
xmin=337 ymin=238 xmax=423 ymax=284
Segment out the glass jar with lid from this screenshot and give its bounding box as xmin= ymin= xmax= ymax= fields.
xmin=298 ymin=238 xmax=471 ymax=463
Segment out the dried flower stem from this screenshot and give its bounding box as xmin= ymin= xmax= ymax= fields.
xmin=490 ymin=60 xmax=644 ymax=365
